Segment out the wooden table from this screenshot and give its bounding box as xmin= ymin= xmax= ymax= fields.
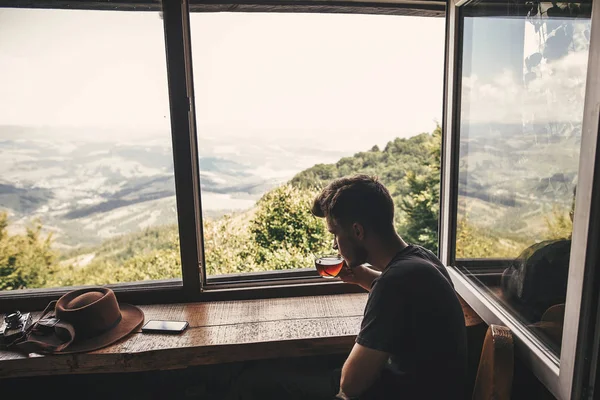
xmin=0 ymin=293 xmax=483 ymax=379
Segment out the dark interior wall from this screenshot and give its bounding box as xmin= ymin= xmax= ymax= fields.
xmin=3 ymin=359 xmax=244 ymax=399
xmin=2 ymin=354 xmax=347 ymax=400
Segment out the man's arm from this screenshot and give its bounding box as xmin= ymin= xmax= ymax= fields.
xmin=339 ymin=264 xmax=381 ymax=291
xmin=338 ymin=343 xmax=390 ymax=399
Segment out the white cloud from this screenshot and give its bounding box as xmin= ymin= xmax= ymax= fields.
xmin=213 ymin=145 xmax=241 ymax=156
xmin=462 ymin=22 xmax=590 ymax=126
xmin=1 ymin=9 xmax=444 ymax=144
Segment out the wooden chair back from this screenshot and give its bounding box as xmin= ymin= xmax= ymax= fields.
xmin=472 ymin=324 xmax=514 ymax=400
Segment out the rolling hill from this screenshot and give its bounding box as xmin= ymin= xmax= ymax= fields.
xmin=0 ymin=123 xmax=580 ymax=288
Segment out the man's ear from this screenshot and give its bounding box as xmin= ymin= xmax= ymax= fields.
xmin=352 ymin=223 xmax=365 ymax=241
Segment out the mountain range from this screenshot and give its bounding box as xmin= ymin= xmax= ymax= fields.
xmin=1 ymin=121 xmax=581 ymax=250
xmin=0 ymin=125 xmax=348 ymax=248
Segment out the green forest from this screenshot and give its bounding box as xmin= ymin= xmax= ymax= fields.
xmin=0 ymin=126 xmax=572 ymax=290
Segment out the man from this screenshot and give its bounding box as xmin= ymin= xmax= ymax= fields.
xmin=227 ymin=175 xmax=467 ymax=400
xmin=312 ymin=175 xmax=467 ymax=399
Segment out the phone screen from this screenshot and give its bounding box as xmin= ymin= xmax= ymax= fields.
xmin=142 ymin=320 xmax=188 ymax=333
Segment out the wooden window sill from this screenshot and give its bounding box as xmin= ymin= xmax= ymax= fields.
xmin=0 ymin=293 xmax=482 ymax=379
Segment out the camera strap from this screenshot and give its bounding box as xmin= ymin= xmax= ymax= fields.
xmin=9 ymin=301 xmax=76 ymax=354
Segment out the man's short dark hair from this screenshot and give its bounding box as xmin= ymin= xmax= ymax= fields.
xmin=312 ymin=175 xmax=395 ymax=234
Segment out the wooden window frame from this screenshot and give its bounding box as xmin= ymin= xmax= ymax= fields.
xmin=0 ymin=0 xmax=444 ymax=312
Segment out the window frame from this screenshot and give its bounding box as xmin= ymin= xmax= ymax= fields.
xmin=0 ymin=0 xmax=445 ymax=311
xmin=187 ymin=0 xmax=444 ymax=290
xmin=439 ymin=0 xmax=600 ymax=398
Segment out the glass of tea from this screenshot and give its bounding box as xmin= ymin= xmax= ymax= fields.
xmin=315 ymin=254 xmax=345 ymax=278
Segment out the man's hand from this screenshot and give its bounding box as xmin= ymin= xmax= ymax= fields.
xmin=338 ymin=263 xmax=381 ymax=292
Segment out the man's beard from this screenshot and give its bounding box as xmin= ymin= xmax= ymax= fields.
xmin=347 ymin=245 xmax=369 ymax=269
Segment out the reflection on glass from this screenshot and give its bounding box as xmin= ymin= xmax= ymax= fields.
xmin=190 ymin=13 xmax=445 ymax=276
xmin=0 ymin=8 xmax=181 ymax=290
xmin=456 ymin=1 xmax=591 ymax=355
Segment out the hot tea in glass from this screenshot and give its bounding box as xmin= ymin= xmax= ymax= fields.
xmin=315 ymin=255 xmax=344 ymax=278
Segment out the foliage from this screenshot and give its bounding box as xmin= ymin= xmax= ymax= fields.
xmin=400 ymin=171 xmax=439 ymax=252
xmin=292 ymin=132 xmax=435 ymax=197
xmin=0 ymin=129 xmax=444 ymax=289
xmin=48 ymin=247 xmax=181 ymax=287
xmin=0 ymin=212 xmax=56 ymax=290
xmin=203 ymin=185 xmax=330 ymax=275
xmin=59 ymin=226 xmax=181 ymax=263
xmin=251 ymin=185 xmax=330 ymax=260
xmin=293 ymin=127 xmax=442 ymax=252
xmin=1 ymin=126 xmax=572 ymax=290
xmin=400 ymin=126 xmax=441 ymax=253
xmin=45 ymin=225 xmax=181 ymax=287
xmin=455 ymin=218 xmax=520 ymax=259
xmin=543 ymin=205 xmax=573 ymax=240
xmin=203 ymin=212 xmax=257 ymax=275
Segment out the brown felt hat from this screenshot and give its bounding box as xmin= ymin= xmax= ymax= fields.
xmin=50 ymin=287 xmax=144 ymax=354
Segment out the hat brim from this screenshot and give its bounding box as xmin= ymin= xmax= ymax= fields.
xmin=58 ymin=303 xmax=144 ymax=354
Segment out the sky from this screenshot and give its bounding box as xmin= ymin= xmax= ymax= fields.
xmin=0 ymin=8 xmax=591 ymax=146
xmin=461 ymin=15 xmax=591 ymax=126
xmin=0 ymin=8 xmax=445 ymax=150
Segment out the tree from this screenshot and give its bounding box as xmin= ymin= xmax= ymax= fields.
xmin=400 ymin=170 xmax=440 ymax=252
xmin=400 ymin=126 xmax=441 ymax=253
xmin=0 ymin=212 xmax=56 ymax=290
xmin=0 ymin=128 xmax=457 ymax=288
xmin=455 ymin=218 xmax=520 ymax=259
xmin=543 ymin=205 xmax=573 ymax=240
xmin=250 ymin=185 xmax=330 ymax=262
xmin=46 ymin=225 xmax=182 ymax=287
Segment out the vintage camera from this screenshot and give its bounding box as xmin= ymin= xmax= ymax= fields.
xmin=1 ymin=310 xmax=33 ymax=345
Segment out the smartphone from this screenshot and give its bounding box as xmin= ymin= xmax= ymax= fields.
xmin=141 ymin=320 xmax=189 ymax=334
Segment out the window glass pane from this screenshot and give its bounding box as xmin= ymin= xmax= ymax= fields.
xmin=190 ymin=13 xmax=445 ymax=277
xmin=456 ymin=0 xmax=592 ymax=355
xmin=0 ymin=7 xmax=181 ymax=290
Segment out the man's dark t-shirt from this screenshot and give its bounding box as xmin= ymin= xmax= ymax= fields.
xmin=356 ymin=245 xmax=467 ymax=399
